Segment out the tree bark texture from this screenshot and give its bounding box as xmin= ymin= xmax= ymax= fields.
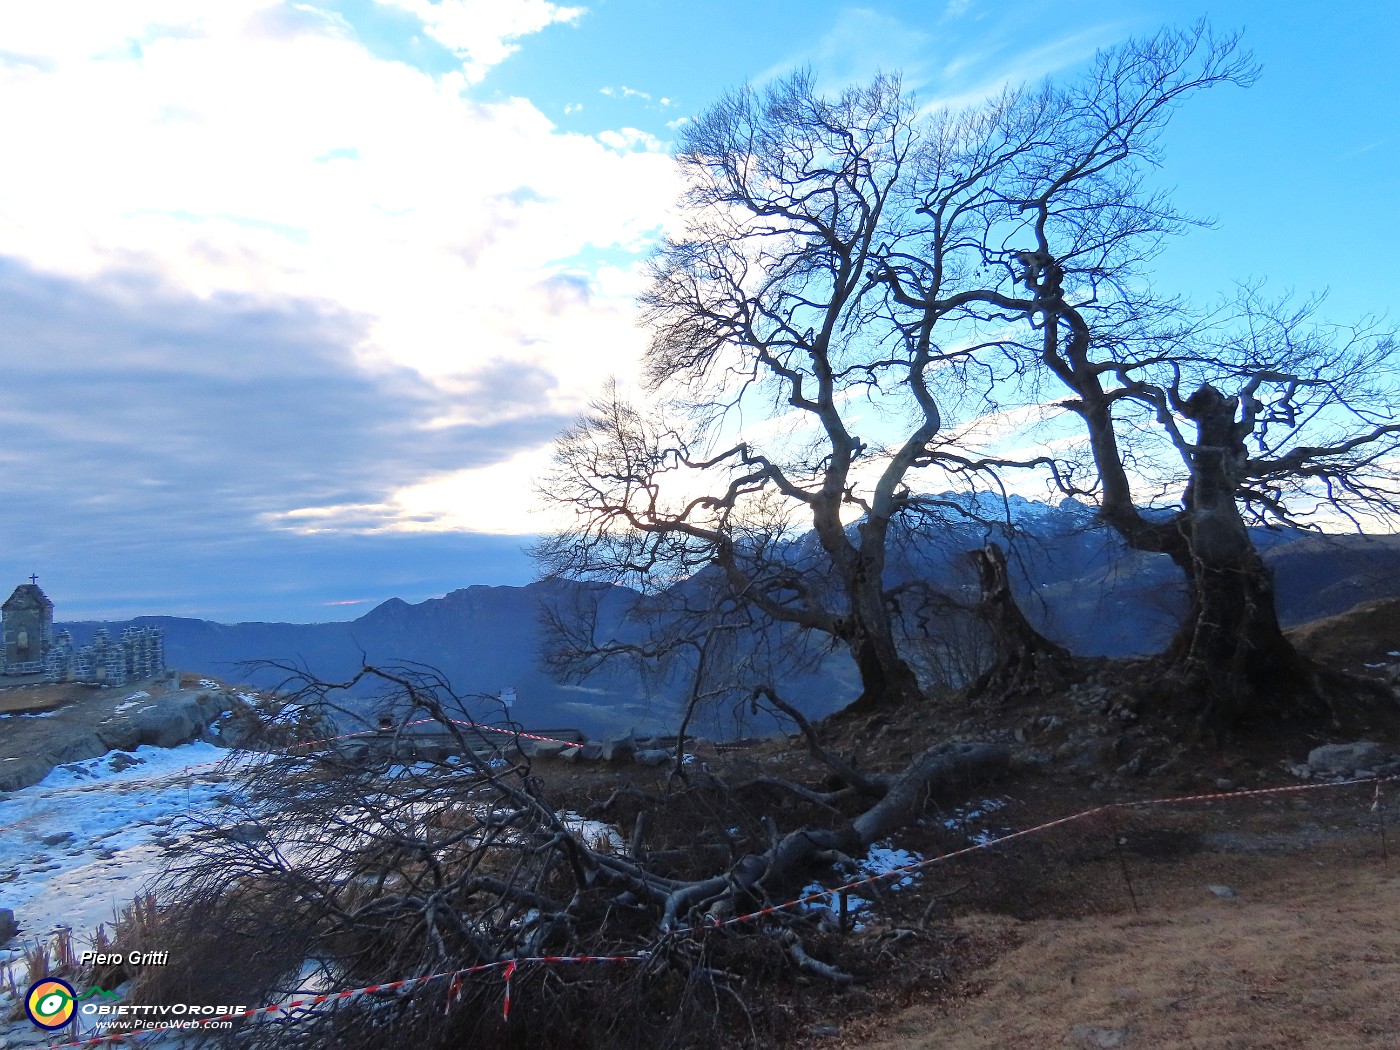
xmin=968 ymin=542 xmax=1075 ymax=700
xmin=1163 ymin=386 xmax=1322 ymax=720
xmin=832 ymin=514 xmax=925 ymax=712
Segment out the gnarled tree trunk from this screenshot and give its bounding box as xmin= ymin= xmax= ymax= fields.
xmin=967 ymin=542 xmax=1076 ymax=701
xmin=835 ymin=513 xmax=925 ymax=712
xmin=1163 ymin=386 xmax=1324 ymax=722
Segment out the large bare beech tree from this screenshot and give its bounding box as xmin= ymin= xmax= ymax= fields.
xmin=1019 ymin=286 xmax=1400 ymax=720
xmin=538 ymin=25 xmax=1400 ymax=721
xmin=537 ymin=74 xmax=934 ymax=712
xmin=868 ymin=27 xmax=1400 ymax=720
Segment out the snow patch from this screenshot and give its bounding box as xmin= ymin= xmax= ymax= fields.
xmin=0 ymin=739 xmax=243 ymax=968
xmin=937 ymin=796 xmax=1011 ymax=845
xmin=560 ymin=811 xmax=625 ymax=853
xmin=801 ymin=839 xmax=926 ymax=931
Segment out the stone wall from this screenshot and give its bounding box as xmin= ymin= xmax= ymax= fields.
xmin=44 ymin=625 xmax=165 ymax=686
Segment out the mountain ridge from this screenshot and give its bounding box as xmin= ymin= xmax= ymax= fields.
xmin=53 ymin=502 xmax=1400 ymax=737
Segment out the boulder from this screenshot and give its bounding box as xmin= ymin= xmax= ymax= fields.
xmin=524 ymin=739 xmax=570 ymax=759
xmin=220 ymin=823 xmax=268 ymax=844
xmin=1307 ymin=742 xmax=1389 ymax=775
xmin=601 ymin=733 xmax=636 ymax=763
xmin=132 ymin=704 xmax=199 ymax=748
xmin=412 ymin=739 xmax=456 ymax=762
xmin=44 ymin=730 xmax=106 ymax=765
xmin=119 ymin=690 xmax=230 ymax=749
xmin=633 ymin=749 xmax=671 ymax=767
xmin=688 ymin=738 xmax=720 ymax=761
xmin=0 ymin=755 xmax=53 ymax=792
xmin=0 ymin=907 xmax=17 ymax=945
xmin=95 ymin=719 xmax=142 ymax=752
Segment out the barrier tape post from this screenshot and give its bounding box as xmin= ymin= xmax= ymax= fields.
xmin=1374 ymin=779 xmax=1389 ymax=869
xmin=501 ymin=960 xmax=516 ymax=1021
xmin=1104 ymin=805 xmax=1140 ymax=915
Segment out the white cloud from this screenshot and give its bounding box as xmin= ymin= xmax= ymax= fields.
xmin=389 ymin=443 xmax=567 ymax=534
xmin=0 ymin=1 xmax=682 ymax=535
xmin=752 ymin=7 xmax=1120 ymax=116
xmin=596 ymin=127 xmax=667 ymax=154
xmin=376 ymin=0 xmax=584 ymax=82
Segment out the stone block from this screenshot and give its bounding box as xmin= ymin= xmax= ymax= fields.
xmin=601 ymin=734 xmax=636 ymax=763
xmin=1307 ymin=741 xmax=1389 ymax=775
xmin=525 ymin=739 xmax=570 ymax=759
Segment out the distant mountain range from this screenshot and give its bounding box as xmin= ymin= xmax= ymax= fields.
xmin=57 ymin=497 xmax=1400 ymax=737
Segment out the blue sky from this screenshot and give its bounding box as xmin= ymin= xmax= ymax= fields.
xmin=0 ymin=0 xmax=1395 ymax=622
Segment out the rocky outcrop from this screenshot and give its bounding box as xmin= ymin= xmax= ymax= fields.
xmin=99 ymin=690 xmax=227 ymax=751
xmin=0 ymin=682 xmax=231 ymax=792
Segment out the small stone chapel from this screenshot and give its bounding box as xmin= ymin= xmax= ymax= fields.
xmin=1 ymin=578 xmax=164 ymax=686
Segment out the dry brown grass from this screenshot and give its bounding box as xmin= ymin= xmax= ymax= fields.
xmin=84 ymin=892 xmax=163 ymax=991
xmin=2 ymin=927 xmax=81 ymax=1021
xmin=777 ymin=784 xmax=1400 ymax=1050
xmin=1288 ymin=596 xmax=1400 ymax=673
xmin=850 ymin=862 xmax=1400 ymax=1048
xmin=0 ymin=686 xmax=70 ymax=714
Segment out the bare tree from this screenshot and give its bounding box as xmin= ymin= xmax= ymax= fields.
xmin=538 ymin=25 xmax=1398 ymax=728
xmin=535 ymin=73 xmax=1013 ymax=712
xmin=867 ymin=23 xmax=1400 ymax=721
xmin=1027 ymin=287 xmax=1400 ymax=720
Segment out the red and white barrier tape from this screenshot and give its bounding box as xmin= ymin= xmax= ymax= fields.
xmin=708 ymin=772 xmax=1400 ymax=931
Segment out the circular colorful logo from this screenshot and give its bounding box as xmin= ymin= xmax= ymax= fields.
xmin=26 ymin=978 xmax=76 ymax=1030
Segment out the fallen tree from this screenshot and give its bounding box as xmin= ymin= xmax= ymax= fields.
xmin=132 ymin=665 xmax=1005 ymax=1050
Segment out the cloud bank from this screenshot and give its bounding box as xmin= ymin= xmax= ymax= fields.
xmin=0 ymin=0 xmax=684 ymax=616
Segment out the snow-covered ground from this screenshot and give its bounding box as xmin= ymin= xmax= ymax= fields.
xmin=0 ymin=738 xmax=626 ymax=1044
xmin=0 ymin=743 xmax=252 ymax=985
